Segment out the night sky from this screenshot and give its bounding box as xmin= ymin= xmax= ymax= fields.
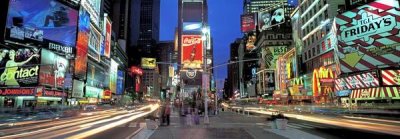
xmin=160 ymin=0 xmax=243 ymax=90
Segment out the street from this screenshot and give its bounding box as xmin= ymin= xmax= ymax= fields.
xmin=0 ymin=104 xmax=159 ymax=139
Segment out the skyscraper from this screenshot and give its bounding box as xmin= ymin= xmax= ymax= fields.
xmin=129 ymin=0 xmax=160 ymax=58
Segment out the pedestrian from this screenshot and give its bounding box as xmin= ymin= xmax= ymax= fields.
xmin=164 ymin=101 xmax=171 ymax=126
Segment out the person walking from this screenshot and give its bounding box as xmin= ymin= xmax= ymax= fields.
xmin=164 ymin=101 xmax=171 ymax=126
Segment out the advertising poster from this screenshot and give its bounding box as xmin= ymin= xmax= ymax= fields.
xmin=181 ymin=35 xmax=203 ymax=69
xmin=262 ymin=46 xmax=287 ymax=70
xmin=241 ymin=13 xmax=256 ymax=33
xmin=72 ymin=79 xmax=84 ymax=98
xmin=0 ymin=48 xmax=40 ymax=87
xmin=116 ymin=70 xmax=125 ymax=95
xmin=382 ymin=70 xmax=400 ymax=86
xmin=88 ymin=23 xmax=102 ymax=61
xmin=183 ymin=22 xmax=202 ymax=32
xmin=258 ymin=7 xmax=286 ymax=30
xmin=85 ymin=86 xmax=102 ymax=98
xmin=141 ymin=58 xmax=156 ymax=69
xmin=109 ymin=59 xmax=118 ymax=94
xmin=5 ymin=0 xmax=78 ymax=50
xmin=81 ymin=0 xmax=101 ymax=26
xmin=103 ymin=15 xmax=111 ymax=58
xmin=39 ymin=49 xmax=69 ymax=88
xmin=74 ymin=7 xmax=90 ymax=80
xmin=336 ymin=0 xmax=400 ymax=73
xmin=87 ymin=63 xmax=108 ymax=88
xmin=291 ymin=10 xmax=303 ymax=55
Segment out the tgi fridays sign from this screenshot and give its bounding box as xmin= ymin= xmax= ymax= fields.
xmin=382 ymin=70 xmax=400 ymax=85
xmin=336 ymin=0 xmax=400 ymax=73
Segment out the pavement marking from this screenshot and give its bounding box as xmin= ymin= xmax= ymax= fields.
xmin=264 ymin=128 xmax=325 ymax=139
xmin=287 ymin=124 xmax=302 ymax=129
xmin=289 ymin=123 xmax=313 ymax=129
xmin=129 ymin=122 xmax=137 ymax=127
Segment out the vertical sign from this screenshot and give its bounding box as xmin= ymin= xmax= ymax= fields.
xmin=75 ymin=7 xmax=90 ymax=80
xmin=110 ymin=59 xmax=118 ymax=93
xmin=104 ymin=15 xmax=111 ymax=58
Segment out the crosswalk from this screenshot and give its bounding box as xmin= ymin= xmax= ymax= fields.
xmin=285 ymin=122 xmax=330 ymax=129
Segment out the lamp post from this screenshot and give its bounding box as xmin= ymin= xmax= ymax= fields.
xmin=202 ymin=27 xmax=210 ymax=124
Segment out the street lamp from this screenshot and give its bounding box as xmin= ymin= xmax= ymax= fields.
xmin=202 ymin=26 xmax=210 ymax=124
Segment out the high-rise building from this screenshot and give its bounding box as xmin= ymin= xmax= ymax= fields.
xmin=227 ymin=39 xmax=241 ymax=99
xmin=157 ymin=41 xmax=175 ymax=90
xmin=129 ymin=0 xmax=160 ymax=56
xmin=177 ymin=0 xmax=211 ymax=99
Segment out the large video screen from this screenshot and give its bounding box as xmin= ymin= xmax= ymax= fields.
xmin=258 ymin=7 xmax=286 ymax=30
xmin=0 ymin=47 xmax=40 ymax=87
xmin=74 ymin=7 xmax=90 ymax=80
xmin=5 ymin=0 xmax=78 ymax=50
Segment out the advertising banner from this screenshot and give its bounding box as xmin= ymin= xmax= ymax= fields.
xmin=81 ymin=0 xmax=101 ymax=26
xmin=291 ymin=10 xmax=303 ymax=55
xmin=103 ymin=15 xmax=111 ymax=58
xmin=183 ymin=22 xmax=202 ymax=32
xmin=181 ymin=70 xmax=202 ymax=86
xmin=336 ymin=0 xmax=400 ymax=73
xmin=72 ymin=79 xmax=84 ymax=98
xmin=262 ymin=46 xmax=287 ymax=70
xmin=258 ymin=7 xmax=286 ymax=30
xmin=74 ymin=7 xmax=90 ymax=80
xmin=381 ymin=70 xmax=400 ymax=86
xmin=43 ymin=89 xmax=67 ymax=97
xmin=241 ymin=13 xmax=256 ymax=33
xmin=141 ymin=58 xmax=156 ymax=69
xmin=88 ymin=23 xmax=102 ymax=61
xmin=85 ymin=86 xmax=102 ymax=98
xmin=0 ymin=48 xmax=40 ymax=87
xmin=87 ymin=63 xmax=108 ymax=88
xmin=5 ymin=0 xmax=78 ymax=53
xmin=39 ymin=49 xmax=69 ymax=88
xmin=116 ymin=70 xmax=125 ymax=95
xmin=0 ymin=88 xmax=36 ymax=96
xmin=109 ymin=59 xmax=118 ymax=93
xmin=181 ymin=35 xmax=203 ymax=69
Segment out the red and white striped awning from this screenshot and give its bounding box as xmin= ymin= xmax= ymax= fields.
xmin=350 ymin=88 xmax=381 ymax=99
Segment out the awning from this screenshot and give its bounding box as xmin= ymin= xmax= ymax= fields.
xmin=381 ymin=87 xmax=400 ymax=98
xmin=350 ymin=87 xmax=380 ymax=99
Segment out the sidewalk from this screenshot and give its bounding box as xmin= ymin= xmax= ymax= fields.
xmin=133 ymin=108 xmax=322 ymax=139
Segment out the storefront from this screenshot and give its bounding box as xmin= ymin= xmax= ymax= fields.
xmin=312 ymin=66 xmax=336 ymax=103
xmin=0 ymin=88 xmax=36 ymax=108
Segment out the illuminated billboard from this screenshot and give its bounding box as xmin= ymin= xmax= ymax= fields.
xmin=241 ymin=13 xmax=256 ymax=33
xmin=181 ymin=35 xmax=203 ymax=69
xmin=88 ymin=23 xmax=102 ymax=61
xmin=141 ymin=58 xmax=156 ymax=69
xmin=261 ymin=46 xmax=288 ymax=70
xmin=183 ymin=22 xmax=202 ymax=32
xmin=109 ymin=59 xmax=118 ymax=93
xmin=74 ymin=7 xmax=90 ymax=80
xmin=336 ymin=0 xmax=400 ymax=73
xmin=381 ymin=70 xmax=400 ymax=86
xmin=87 ymin=63 xmax=108 ymax=88
xmin=5 ymin=0 xmax=78 ymax=52
xmin=0 ymin=88 xmax=36 ymax=96
xmin=39 ymin=49 xmax=69 ymax=88
xmin=81 ymin=0 xmax=101 ymax=26
xmin=258 ymin=7 xmax=285 ymax=30
xmin=103 ymin=15 xmax=111 ymax=58
xmin=116 ymin=70 xmax=125 ymax=95
xmin=0 ymin=48 xmax=40 ymax=87
xmin=72 ymin=79 xmax=84 ymax=98
xmin=291 ymin=10 xmax=303 ymax=55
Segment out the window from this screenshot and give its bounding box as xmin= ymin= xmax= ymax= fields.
xmin=312 ymin=47 xmax=316 ymax=56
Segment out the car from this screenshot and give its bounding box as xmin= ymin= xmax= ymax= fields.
xmin=83 ymin=105 xmax=97 ymax=111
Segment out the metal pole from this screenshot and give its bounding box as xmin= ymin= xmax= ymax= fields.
xmin=203 ymin=27 xmax=209 ymax=124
